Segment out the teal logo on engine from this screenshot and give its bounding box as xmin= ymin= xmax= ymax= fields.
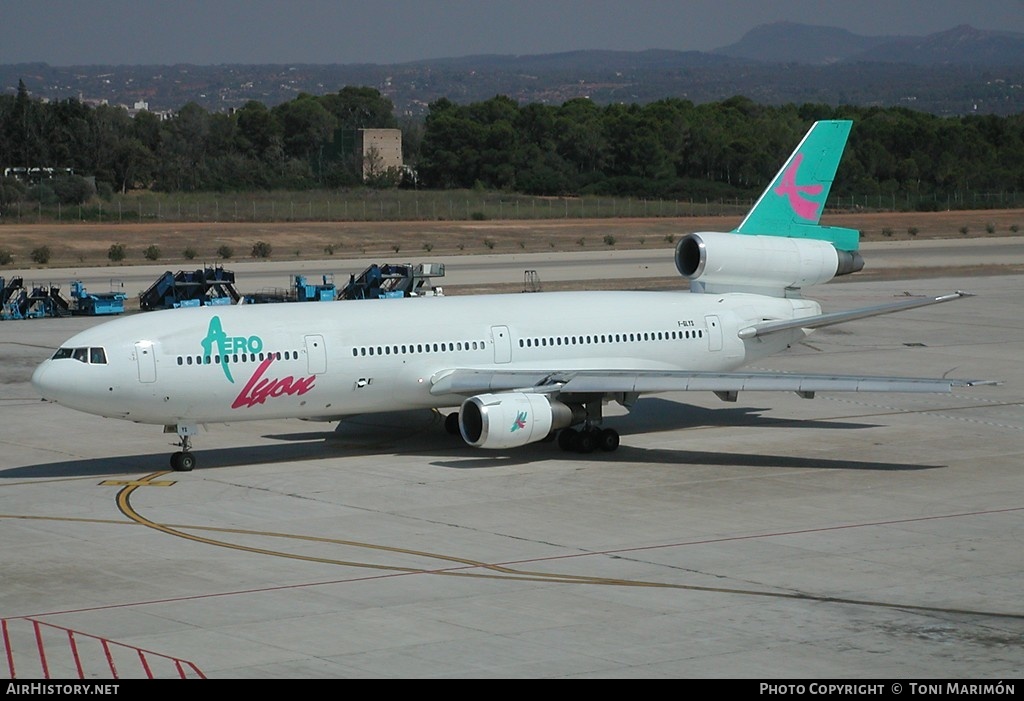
xmin=510 ymin=411 xmax=527 ymax=432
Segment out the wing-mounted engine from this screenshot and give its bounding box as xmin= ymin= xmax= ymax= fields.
xmin=459 ymin=393 xmax=584 ymax=449
xmin=675 ymin=231 xmax=863 ymax=297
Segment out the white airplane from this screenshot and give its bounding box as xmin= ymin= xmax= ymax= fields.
xmin=32 ymin=120 xmax=987 ymax=471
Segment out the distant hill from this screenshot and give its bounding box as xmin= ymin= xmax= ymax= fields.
xmin=715 ymin=21 xmax=1024 ymax=66
xmin=2 ymin=24 xmax=1023 ymax=117
xmin=851 ymin=24 xmax=1024 ymax=65
xmin=713 ymin=22 xmax=895 ymax=64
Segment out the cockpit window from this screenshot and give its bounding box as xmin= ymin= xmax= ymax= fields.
xmin=51 ymin=347 xmax=107 ymax=364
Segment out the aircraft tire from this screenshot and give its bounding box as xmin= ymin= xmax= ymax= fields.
xmin=599 ymin=428 xmax=620 ymax=452
xmin=171 ymin=452 xmax=196 ymax=472
xmin=557 ymin=428 xmax=578 ymax=451
xmin=576 ymin=430 xmax=597 ymax=454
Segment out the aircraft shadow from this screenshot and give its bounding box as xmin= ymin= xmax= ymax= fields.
xmin=1 ymin=399 xmax=942 ymax=478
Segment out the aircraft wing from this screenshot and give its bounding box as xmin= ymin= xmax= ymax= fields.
xmin=429 ymin=368 xmax=992 ymax=401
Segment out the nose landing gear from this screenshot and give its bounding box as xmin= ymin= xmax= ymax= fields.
xmin=166 ymin=424 xmax=199 ymax=471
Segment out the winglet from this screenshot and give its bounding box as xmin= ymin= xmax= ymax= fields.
xmin=733 ymin=120 xmax=860 ymax=251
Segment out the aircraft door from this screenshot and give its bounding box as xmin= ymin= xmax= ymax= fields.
xmin=491 ymin=325 xmax=512 ymax=364
xmin=304 ymin=335 xmax=327 ymax=374
xmin=135 ymin=341 xmax=157 ymax=383
xmin=704 ymin=315 xmax=723 ymax=352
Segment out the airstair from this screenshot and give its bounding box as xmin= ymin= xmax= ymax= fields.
xmin=339 ymin=263 xmax=444 ymax=300
xmin=139 ymin=265 xmax=240 ymax=311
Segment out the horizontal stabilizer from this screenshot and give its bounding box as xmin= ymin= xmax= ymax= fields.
xmin=737 ymin=291 xmax=972 ymax=339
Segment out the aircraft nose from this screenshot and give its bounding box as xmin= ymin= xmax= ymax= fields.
xmin=31 ymin=361 xmax=55 ymax=400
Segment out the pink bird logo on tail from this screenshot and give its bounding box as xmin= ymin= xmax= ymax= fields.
xmin=774 ymin=153 xmax=824 ymax=221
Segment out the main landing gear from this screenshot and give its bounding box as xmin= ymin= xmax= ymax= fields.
xmin=557 ymin=426 xmax=620 ymax=454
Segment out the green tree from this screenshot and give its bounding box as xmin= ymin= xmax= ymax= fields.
xmin=234 ymin=100 xmax=280 ymax=157
xmin=320 ymin=87 xmax=398 ymax=130
xmin=155 ymin=102 xmax=211 ymax=191
xmin=273 ymin=94 xmax=338 ymax=183
xmin=50 ymin=175 xmax=93 ymax=204
xmin=89 ymin=104 xmax=135 ymax=191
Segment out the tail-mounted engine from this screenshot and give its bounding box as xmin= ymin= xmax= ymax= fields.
xmin=459 ymin=393 xmax=585 ymax=449
xmin=675 ymin=231 xmax=863 ymax=296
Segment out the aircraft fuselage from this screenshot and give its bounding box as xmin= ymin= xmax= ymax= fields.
xmin=31 ymin=290 xmax=814 ymax=426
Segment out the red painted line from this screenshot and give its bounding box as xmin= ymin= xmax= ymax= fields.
xmin=68 ymin=630 xmax=84 ymax=680
xmin=175 ymin=659 xmax=187 ymax=679
xmin=2 ymin=619 xmax=15 ymax=679
xmin=101 ymin=639 xmax=118 ymax=679
xmin=138 ymin=649 xmax=153 ymax=679
xmin=32 ymin=620 xmax=49 ymax=679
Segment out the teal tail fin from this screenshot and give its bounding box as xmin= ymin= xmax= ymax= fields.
xmin=733 ymin=120 xmax=860 ymax=251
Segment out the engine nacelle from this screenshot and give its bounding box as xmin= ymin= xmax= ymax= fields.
xmin=459 ymin=393 xmax=583 ymax=449
xmin=675 ymin=231 xmax=863 ymax=295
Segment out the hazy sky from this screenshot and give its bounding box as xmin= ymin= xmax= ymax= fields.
xmin=2 ymin=0 xmax=1023 ymax=65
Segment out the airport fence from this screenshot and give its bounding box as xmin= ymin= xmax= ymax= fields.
xmin=2 ymin=189 xmax=1022 ymax=225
